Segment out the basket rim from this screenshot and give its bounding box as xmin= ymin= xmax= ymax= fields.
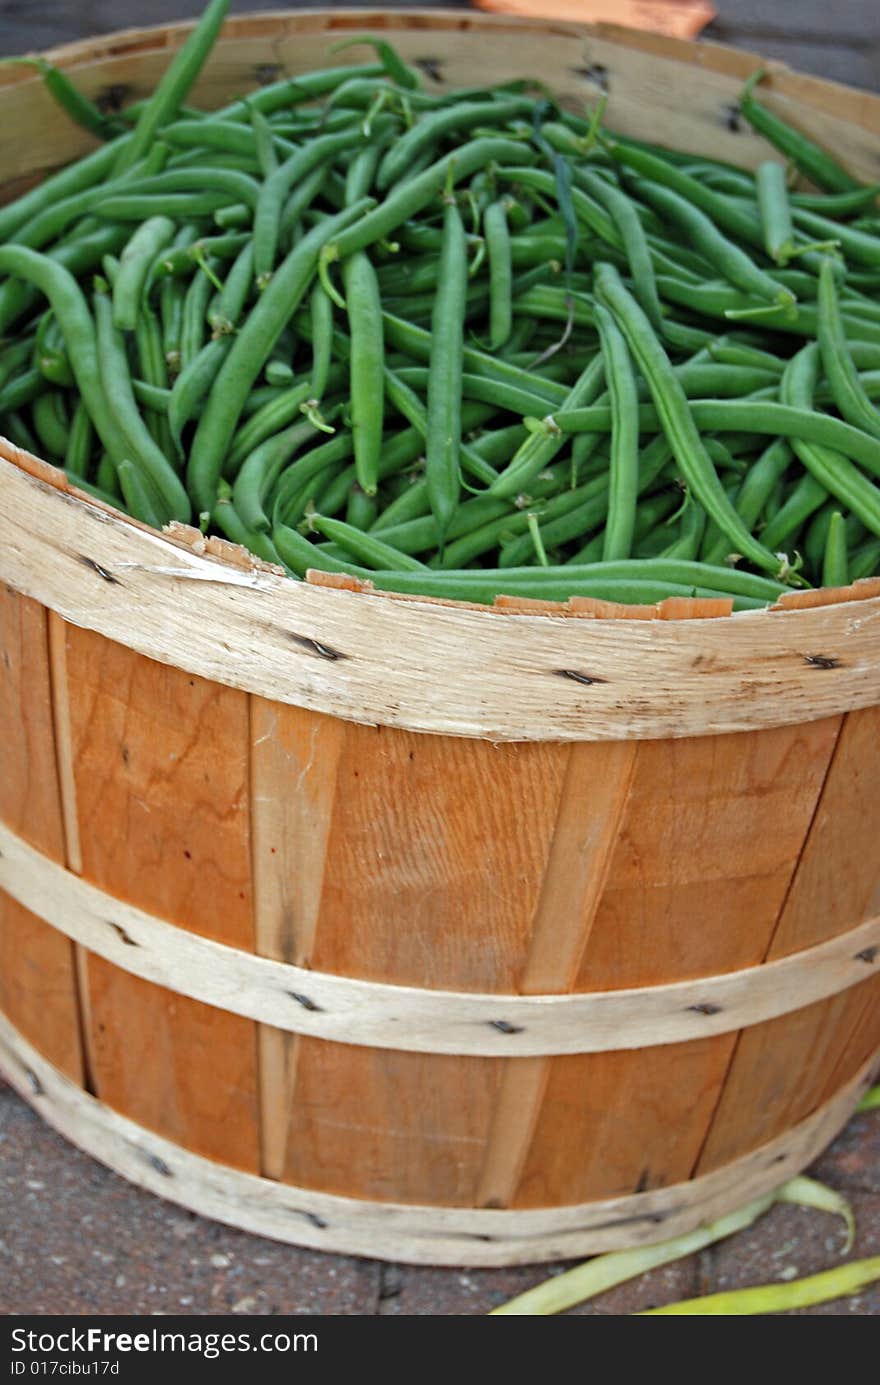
xmin=2 ymin=11 xmax=879 ymax=738
xmin=3 ymin=442 xmax=879 ymax=742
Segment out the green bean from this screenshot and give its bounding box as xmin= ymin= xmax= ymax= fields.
xmin=93 ymin=289 xmax=191 ymax=522
xmin=179 ymin=263 xmax=216 ymax=370
xmin=113 ymin=217 xmax=176 ymax=330
xmin=389 ymin=367 xmax=500 ymax=488
xmin=707 ymin=341 xmax=785 ymax=374
xmin=370 ymin=477 xmax=430 ymax=532
xmin=0 ymin=224 xmax=129 ymax=335
xmin=376 ymin=97 xmax=533 ymax=191
xmin=0 ymin=246 xmax=150 ymax=485
xmin=818 ymin=257 xmax=880 ymax=441
xmin=703 ymin=437 xmax=792 ymax=565
xmin=760 ymin=473 xmax=828 ymax=551
xmin=345 ymin=484 xmax=379 ymax=531
xmin=822 ymin=511 xmax=849 ymax=587
xmin=609 ymin=141 xmax=763 ymax=249
xmin=655 ymin=272 xmax=880 ymax=343
xmin=577 ymin=168 xmax=663 ymax=330
xmin=209 ymin=241 xmax=255 ymax=336
xmin=328 ymin=139 xmax=534 ymax=262
xmin=116 ymin=458 xmax=168 ymax=528
xmin=225 ymin=371 xmax=344 ymax=477
xmin=30 ymin=390 xmax=68 ymax=459
xmin=424 ymin=196 xmax=468 ymax=542
xmin=791 ymin=206 xmax=880 ymax=269
xmin=361 ymin=567 xmax=775 ymax=608
xmin=34 ymin=311 xmax=74 ymax=388
xmin=115 ymin=0 xmax=230 ymax=174
xmin=0 ymin=367 xmax=47 ymax=413
xmin=594 ymin=302 xmax=639 ymax=560
xmin=277 ymin=163 xmax=333 ymax=250
xmin=342 ymin=251 xmax=385 ymax=496
xmin=0 ymin=137 xmax=132 ymax=246
xmin=248 ymin=102 xmax=280 ymax=177
xmin=134 ymin=306 xmax=174 ymax=456
xmin=213 ymin=489 xmax=287 ymax=568
xmin=232 ymin=419 xmax=316 ymax=533
xmin=97 ymin=191 xmax=233 ymax=221
xmin=383 ymin=310 xmax=567 ymax=404
xmin=739 ymin=70 xmax=861 ymax=194
xmin=345 ymin=139 xmax=388 ymax=207
xmin=168 ymin=336 xmax=232 ymax=453
xmin=1 ymin=409 xmax=41 ymax=455
xmin=254 ymin=129 xmax=368 ymax=282
xmin=486 ymin=349 xmax=603 ymax=501
xmin=659 ymin=498 xmax=707 ymax=561
xmin=755 ymin=161 xmax=795 ymax=264
xmin=635 ymin=179 xmax=794 ymax=309
xmin=64 ymin=399 xmax=94 ymax=479
xmin=594 ymin=261 xmax=781 ymax=573
xmin=187 ymin=199 xmax=371 ymax=513
xmin=483 ymin=200 xmax=513 ymax=350
xmin=218 ymin=65 xmax=384 ymax=122
xmin=309 ymin=282 xmax=334 ymax=400
xmin=309 ymin=513 xmax=427 ymax=571
xmin=850 ymin=537 xmax=880 ymax=580
xmin=781 ymin=344 xmax=880 ymax=538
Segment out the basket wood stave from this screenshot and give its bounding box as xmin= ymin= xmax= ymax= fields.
xmin=0 ymin=10 xmax=879 ymax=1267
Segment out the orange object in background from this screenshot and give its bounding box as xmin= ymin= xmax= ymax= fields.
xmin=475 ymin=0 xmax=716 ymax=40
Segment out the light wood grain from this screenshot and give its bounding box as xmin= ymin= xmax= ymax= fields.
xmin=0 ymin=10 xmax=875 ymax=192
xmin=575 ymin=718 xmax=843 ymax=991
xmin=1 ymin=1013 xmax=873 ymax=1267
xmin=0 ymin=588 xmax=82 ymax=1081
xmin=697 ymin=706 xmax=880 ymax=1174
xmin=51 ymin=623 xmax=260 ymax=1171
xmin=249 ymin=699 xmax=345 ymax=1179
xmin=2 ymin=821 xmax=877 ymax=1057
xmin=3 ymin=455 xmax=880 ymax=742
xmin=475 ymin=740 xmax=637 ymax=1207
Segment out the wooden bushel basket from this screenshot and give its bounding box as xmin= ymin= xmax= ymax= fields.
xmin=1 ymin=10 xmax=879 ymax=1269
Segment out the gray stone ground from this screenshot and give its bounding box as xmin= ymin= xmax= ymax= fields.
xmin=0 ymin=0 xmax=878 ymax=1316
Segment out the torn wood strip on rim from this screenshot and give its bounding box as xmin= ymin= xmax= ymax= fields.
xmin=1 ymin=451 xmax=879 ymax=743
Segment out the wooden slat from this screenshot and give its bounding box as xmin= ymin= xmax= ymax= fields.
xmin=279 ymin=1040 xmax=503 ymax=1207
xmin=260 ymin=714 xmax=569 ymax=1198
xmin=696 ymin=985 xmax=880 ymax=1176
xmin=54 ymin=623 xmax=259 ymax=1169
xmin=307 ymin=725 xmax=571 ymax=992
xmin=512 ymin=1036 xmax=739 ymax=1206
xmin=0 ymin=586 xmax=65 ymax=857
xmin=0 ymin=588 xmax=81 ymax=1081
xmin=250 ymin=698 xmax=346 ymax=1179
xmin=575 ymin=717 xmax=843 ymax=989
xmin=511 ymin=718 xmax=841 ymax=1205
xmin=476 ymin=740 xmax=637 ymax=1207
xmin=697 ymin=706 xmax=880 ymax=1173
xmin=0 ymin=894 xmax=83 ymax=1085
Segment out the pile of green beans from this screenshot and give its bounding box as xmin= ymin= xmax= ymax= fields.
xmin=2 ymin=0 xmax=880 ymax=611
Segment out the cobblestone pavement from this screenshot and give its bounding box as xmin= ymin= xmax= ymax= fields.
xmin=0 ymin=0 xmax=877 ymax=1317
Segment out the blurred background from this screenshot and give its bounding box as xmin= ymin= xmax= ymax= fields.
xmin=0 ymin=0 xmax=877 ymax=90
